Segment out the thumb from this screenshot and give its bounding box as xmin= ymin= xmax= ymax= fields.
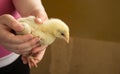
xmin=21 ymin=56 xmax=28 ymax=64
xmin=0 ymin=14 xmax=24 ymax=32
xmin=35 ymin=16 xmax=43 ymax=24
xmin=31 ymin=9 xmax=48 ymax=24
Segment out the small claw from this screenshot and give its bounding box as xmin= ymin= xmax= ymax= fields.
xmin=27 ymin=56 xmax=39 ymax=68
xmin=30 ymin=58 xmax=38 ymax=68
xmin=27 ymin=58 xmax=31 ymax=68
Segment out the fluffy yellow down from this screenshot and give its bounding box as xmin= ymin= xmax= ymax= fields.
xmin=16 ymin=16 xmax=69 ymax=68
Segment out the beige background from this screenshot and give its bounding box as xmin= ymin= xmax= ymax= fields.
xmin=31 ymin=0 xmax=120 ymax=74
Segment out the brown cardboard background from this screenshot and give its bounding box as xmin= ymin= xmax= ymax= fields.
xmin=31 ymin=0 xmax=120 ymax=74
xmin=42 ymin=0 xmax=120 ymax=42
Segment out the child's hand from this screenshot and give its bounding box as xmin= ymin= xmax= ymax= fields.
xmin=0 ymin=14 xmax=40 ymax=55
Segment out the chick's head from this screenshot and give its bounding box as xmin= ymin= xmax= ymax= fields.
xmin=47 ymin=19 xmax=70 ymax=43
xmin=55 ymin=27 xmax=69 ymax=43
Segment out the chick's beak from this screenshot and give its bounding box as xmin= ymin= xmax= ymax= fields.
xmin=65 ymin=36 xmax=69 ymax=43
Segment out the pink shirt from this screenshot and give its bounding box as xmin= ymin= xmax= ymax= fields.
xmin=0 ymin=0 xmax=20 ymax=58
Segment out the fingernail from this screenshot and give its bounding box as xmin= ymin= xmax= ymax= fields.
xmin=38 ymin=18 xmax=42 ymax=23
xmin=34 ymin=37 xmax=40 ymax=42
xmin=18 ymin=24 xmax=25 ymax=31
xmin=35 ymin=18 xmax=43 ymax=24
xmin=23 ymin=60 xmax=27 ymax=64
xmin=27 ymin=34 xmax=34 ymax=40
xmin=39 ymin=45 xmax=47 ymax=51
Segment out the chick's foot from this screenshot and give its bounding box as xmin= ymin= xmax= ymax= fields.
xmin=27 ymin=56 xmax=40 ymax=68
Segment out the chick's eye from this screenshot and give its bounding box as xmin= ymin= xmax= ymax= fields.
xmin=61 ymin=33 xmax=65 ymax=36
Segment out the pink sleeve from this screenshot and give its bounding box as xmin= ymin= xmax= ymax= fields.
xmin=0 ymin=0 xmax=21 ymax=58
xmin=0 ymin=45 xmax=12 ymax=58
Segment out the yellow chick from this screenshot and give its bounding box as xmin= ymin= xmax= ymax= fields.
xmin=16 ymin=16 xmax=70 ymax=68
